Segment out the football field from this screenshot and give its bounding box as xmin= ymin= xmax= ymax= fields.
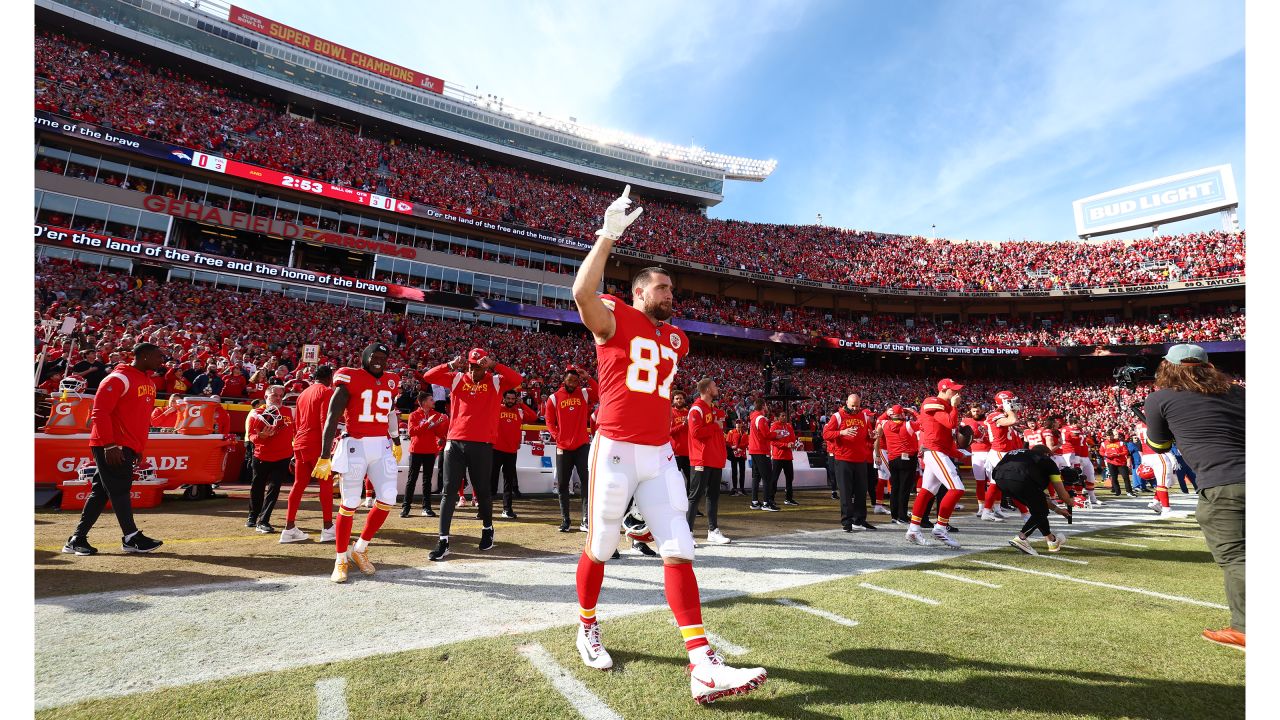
xmin=35 ymin=492 xmax=1242 ymax=719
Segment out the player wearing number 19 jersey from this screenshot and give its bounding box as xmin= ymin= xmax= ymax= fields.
xmin=571 ymin=187 xmax=766 ymax=705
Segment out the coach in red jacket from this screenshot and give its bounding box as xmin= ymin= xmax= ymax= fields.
xmin=545 ymin=366 xmax=598 ymax=532
xmin=65 ymin=342 xmax=165 ymax=556
xmin=403 ymin=390 xmax=449 ymax=518
xmin=245 ymin=385 xmax=296 ymax=534
xmin=747 ymin=397 xmax=773 ymax=509
xmin=493 ymin=389 xmax=536 ymax=518
xmin=823 ymin=393 xmax=877 ymax=532
xmin=687 ymin=378 xmax=730 ymax=544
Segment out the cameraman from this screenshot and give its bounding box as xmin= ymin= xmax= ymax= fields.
xmin=991 ymin=445 xmax=1074 ymax=555
xmin=1137 ymin=344 xmax=1245 ymax=650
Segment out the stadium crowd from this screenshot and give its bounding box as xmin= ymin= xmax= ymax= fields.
xmin=36 ymin=258 xmax=1231 ymax=448
xmin=36 ymin=31 xmax=1246 ymax=294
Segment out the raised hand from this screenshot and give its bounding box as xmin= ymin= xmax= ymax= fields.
xmin=595 ymin=185 xmax=644 ymax=241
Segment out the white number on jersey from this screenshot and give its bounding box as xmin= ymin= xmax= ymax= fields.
xmin=624 ymin=336 xmax=678 ymax=398
xmin=358 ymin=389 xmax=394 ymax=423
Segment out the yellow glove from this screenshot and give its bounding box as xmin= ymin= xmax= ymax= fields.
xmin=312 ymin=458 xmax=332 ymax=481
xmin=392 ymin=442 xmax=404 ymax=463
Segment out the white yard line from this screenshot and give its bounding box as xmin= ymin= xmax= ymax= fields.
xmin=315 ymin=678 xmax=348 ymax=720
xmin=775 ymin=598 xmax=860 ymax=627
xmin=921 ymin=570 xmax=1001 ymax=589
xmin=859 ymin=582 xmax=940 ymax=606
xmin=517 ymin=644 xmax=623 ymax=720
xmin=969 ymin=560 xmax=1228 ymax=609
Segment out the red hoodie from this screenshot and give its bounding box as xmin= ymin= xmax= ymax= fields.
xmin=495 ymin=402 xmax=536 ymax=454
xmin=544 ymin=378 xmax=599 ymax=452
xmin=89 ymin=364 xmax=157 ymax=454
xmin=687 ymin=398 xmax=727 ymax=469
xmin=420 ymin=363 xmax=523 ymax=443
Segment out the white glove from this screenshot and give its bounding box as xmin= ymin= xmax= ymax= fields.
xmin=596 ymin=185 xmax=644 ymax=240
xmin=1002 ymin=399 xmax=1013 ymax=412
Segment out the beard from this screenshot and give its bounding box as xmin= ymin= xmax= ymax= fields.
xmin=643 ymin=297 xmax=674 ymax=321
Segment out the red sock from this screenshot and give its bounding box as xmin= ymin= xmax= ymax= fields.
xmin=285 ymin=459 xmax=309 ymax=526
xmin=664 ymin=562 xmax=708 ymax=652
xmin=576 ymin=552 xmax=605 ymax=626
xmin=364 ymin=478 xmax=374 ymax=498
xmin=359 ymin=501 xmax=392 ymax=541
xmin=1011 ymin=499 xmax=1029 ymax=513
xmin=319 ymin=477 xmax=333 ymax=526
xmin=875 ymin=479 xmax=887 ymax=503
xmin=984 ymin=484 xmax=1002 ymax=511
xmin=335 ymin=505 xmax=356 ymax=553
xmin=975 ymin=479 xmax=987 ymax=508
xmin=1156 ymin=487 xmax=1170 ymax=508
xmin=937 ymin=488 xmax=963 ymax=526
xmin=910 ymin=488 xmax=935 ymax=525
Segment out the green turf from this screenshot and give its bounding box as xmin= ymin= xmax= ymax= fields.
xmin=37 ymin=519 xmax=1242 ymax=720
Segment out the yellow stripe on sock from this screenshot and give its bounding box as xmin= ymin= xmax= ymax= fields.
xmin=679 ymin=624 xmax=705 ymax=641
xmin=579 ymin=607 xmax=596 ymax=619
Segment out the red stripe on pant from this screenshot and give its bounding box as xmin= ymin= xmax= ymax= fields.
xmin=286 ymin=449 xmax=332 ymax=526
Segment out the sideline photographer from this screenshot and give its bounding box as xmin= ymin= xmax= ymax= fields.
xmin=991 ymin=445 xmax=1074 ymax=555
xmin=1137 ymin=344 xmax=1245 ymax=650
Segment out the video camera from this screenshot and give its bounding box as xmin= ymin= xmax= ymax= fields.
xmin=1112 ymin=363 xmax=1153 ymax=391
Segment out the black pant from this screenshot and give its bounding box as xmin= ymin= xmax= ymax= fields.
xmin=556 ymin=444 xmax=590 ymax=522
xmin=729 ymin=457 xmax=746 ymax=491
xmin=825 ymin=456 xmax=837 ymax=492
xmin=750 ymin=454 xmax=772 ymax=503
xmin=687 ymin=466 xmax=723 ymax=533
xmin=490 ymin=450 xmax=518 ymax=512
xmin=858 ymin=462 xmax=877 ymax=510
xmin=676 ymin=455 xmax=691 ymax=489
xmin=433 ymin=452 xmax=446 ymax=493
xmin=1107 ymin=464 xmax=1133 ymax=495
xmin=771 ymin=459 xmax=794 ymax=503
xmin=249 ymin=457 xmax=290 ymax=525
xmin=995 ymin=473 xmax=1051 ymax=538
xmin=888 ymin=457 xmax=917 ymax=523
xmin=439 ymin=440 xmax=493 ymax=536
xmin=404 ymin=452 xmax=436 ymax=510
xmin=74 ymin=446 xmax=140 ymax=539
xmin=835 ymin=460 xmax=870 ymax=528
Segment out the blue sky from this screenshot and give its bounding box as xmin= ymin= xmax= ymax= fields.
xmin=245 ymin=0 xmax=1245 ymax=242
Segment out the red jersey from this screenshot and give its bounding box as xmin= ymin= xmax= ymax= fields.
xmin=984 ymin=411 xmax=1018 ymax=452
xmin=962 ymin=417 xmax=990 ymax=451
xmin=670 ymin=407 xmax=691 ymax=456
xmin=747 ymin=410 xmax=772 ymax=455
xmin=1060 ymin=424 xmax=1086 ymax=455
xmin=163 ymin=368 xmax=191 ymax=395
xmin=1040 ymin=428 xmax=1059 ymax=451
xmin=1021 ymin=427 xmax=1042 ymax=447
xmin=332 ymin=367 xmax=401 ymax=439
xmin=247 ymin=406 xmax=296 ymax=461
xmin=880 ymin=418 xmax=919 ymax=457
xmin=1137 ymin=422 xmax=1159 ymax=455
xmin=916 ymin=396 xmax=960 ymax=457
xmin=407 ymin=407 xmax=449 ymax=454
xmin=245 ymin=377 xmax=268 ymax=401
xmin=823 ymin=409 xmax=873 ymax=463
xmin=220 ymin=372 xmax=248 ymax=399
xmin=592 ymin=296 xmax=689 ymax=446
xmin=420 ymin=363 xmax=522 ymax=443
xmin=544 ymin=379 xmax=598 ymax=452
xmin=687 ymin=398 xmax=727 ymax=468
xmin=726 ymin=428 xmax=749 ymax=459
xmin=495 ymin=402 xmax=535 ymax=454
xmin=769 ymin=421 xmax=796 ymax=461
xmin=292 ymin=382 xmax=334 ymax=453
xmin=89 ymin=364 xmax=157 ymax=454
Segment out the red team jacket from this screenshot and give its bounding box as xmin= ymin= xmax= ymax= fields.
xmin=726 ymin=428 xmax=749 ymax=459
xmin=420 ymin=363 xmax=523 ymax=444
xmin=89 ymin=364 xmax=157 ymax=454
xmin=292 ymin=382 xmax=334 ymax=456
xmin=544 ymin=378 xmax=599 ymax=452
xmin=670 ymin=408 xmax=690 ymax=457
xmin=747 ymin=410 xmax=772 ymax=456
xmin=495 ymin=402 xmax=536 ymax=454
xmin=407 ymin=407 xmax=449 ymax=454
xmin=823 ymin=409 xmax=874 ymax=462
xmin=247 ymin=406 xmax=296 ymax=461
xmin=917 ymin=396 xmax=961 ymax=458
xmin=687 ymin=398 xmax=727 ymax=468
xmin=769 ymin=420 xmax=796 ymax=461
xmin=880 ymin=417 xmax=920 ymax=457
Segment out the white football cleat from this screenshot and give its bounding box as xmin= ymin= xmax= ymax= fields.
xmin=350 ymin=547 xmax=376 ymax=575
xmin=319 ymin=526 xmax=336 ymax=543
xmin=873 ymin=504 xmax=889 ymax=515
xmin=980 ymin=510 xmax=1004 ymax=522
xmin=991 ymin=507 xmax=1008 ymax=520
xmin=1008 ymin=536 xmax=1039 ymax=555
xmin=362 ymin=497 xmax=374 ymax=509
xmin=278 ymin=527 xmax=308 ymax=544
xmin=1047 ymin=531 xmax=1068 ymax=553
xmin=688 ymin=647 xmax=767 ymax=705
xmin=706 ymin=528 xmax=731 ymax=545
xmin=330 ymin=556 xmax=349 ymax=583
xmin=576 ymin=622 xmax=613 ymax=670
xmin=904 ymin=529 xmax=933 ymax=547
xmin=1159 ymin=507 xmax=1174 ymax=517
xmin=931 ymin=525 xmax=961 ymax=549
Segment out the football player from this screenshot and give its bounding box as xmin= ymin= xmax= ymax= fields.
xmin=980 ymin=391 xmax=1029 ymax=522
xmin=906 ymin=379 xmax=966 ymax=549
xmin=312 ymin=344 xmax=403 ymax=583
xmin=961 ymin=404 xmax=990 ymax=518
xmin=570 ymin=187 xmax=767 ymax=704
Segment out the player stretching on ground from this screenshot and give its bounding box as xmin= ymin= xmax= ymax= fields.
xmin=571 ymin=187 xmax=767 ymax=704
xmin=312 ymin=344 xmax=403 ymax=583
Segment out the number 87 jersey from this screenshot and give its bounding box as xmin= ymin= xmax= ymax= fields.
xmin=333 ymin=367 xmax=400 ymax=438
xmin=594 ymin=295 xmax=689 ymax=447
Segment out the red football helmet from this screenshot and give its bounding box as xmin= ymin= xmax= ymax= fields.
xmin=1137 ymin=464 xmax=1155 ymax=481
xmin=133 ymin=459 xmax=158 ymax=482
xmin=994 ymin=390 xmax=1021 ymax=411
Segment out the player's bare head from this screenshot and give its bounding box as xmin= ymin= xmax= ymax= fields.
xmin=132 ymin=342 xmax=165 ymax=372
xmin=754 ymin=397 xmax=768 ymax=412
xmin=503 ymin=389 xmax=518 ymax=406
xmin=313 ymin=365 xmax=334 ymax=385
xmin=361 ymin=343 xmax=390 ymax=376
xmin=563 ymin=366 xmax=581 ymax=390
xmin=266 ymin=385 xmax=286 ymax=404
xmin=672 ymin=389 xmax=687 ymax=407
xmin=845 ymin=393 xmax=861 ymax=409
xmin=632 ymin=267 xmax=674 ymax=321
xmin=417 ymin=390 xmax=433 ymax=407
xmin=697 ymin=377 xmax=718 ymax=400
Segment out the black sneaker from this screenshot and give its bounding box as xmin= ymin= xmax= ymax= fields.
xmin=764 ymin=504 xmax=781 ymax=512
xmin=122 ymin=532 xmax=163 ymax=553
xmin=423 ymin=508 xmax=438 ymax=518
xmin=429 ymin=538 xmax=450 ymax=561
xmin=842 ymin=525 xmax=854 ymax=533
xmin=245 ymin=517 xmax=257 ymax=529
xmin=750 ymin=501 xmax=761 ymax=509
xmin=919 ymin=519 xmax=935 ymax=529
xmin=784 ymin=499 xmax=799 ymax=506
xmin=559 ymin=520 xmax=571 ymax=532
xmin=502 ymin=510 xmax=518 ymax=519
xmin=856 ymin=521 xmax=878 ymax=531
xmin=400 ymin=507 xmax=411 ymax=518
xmin=256 ymin=523 xmax=275 ymax=534
xmin=696 ymin=510 xmax=705 ymax=517
xmin=62 ymin=535 xmax=97 ymax=556
xmin=831 ymin=491 xmax=839 ymax=500
xmin=945 ymin=523 xmax=960 ymax=533
xmin=633 ymin=541 xmax=658 ymax=557
xmin=478 ymin=527 xmax=494 ymax=552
